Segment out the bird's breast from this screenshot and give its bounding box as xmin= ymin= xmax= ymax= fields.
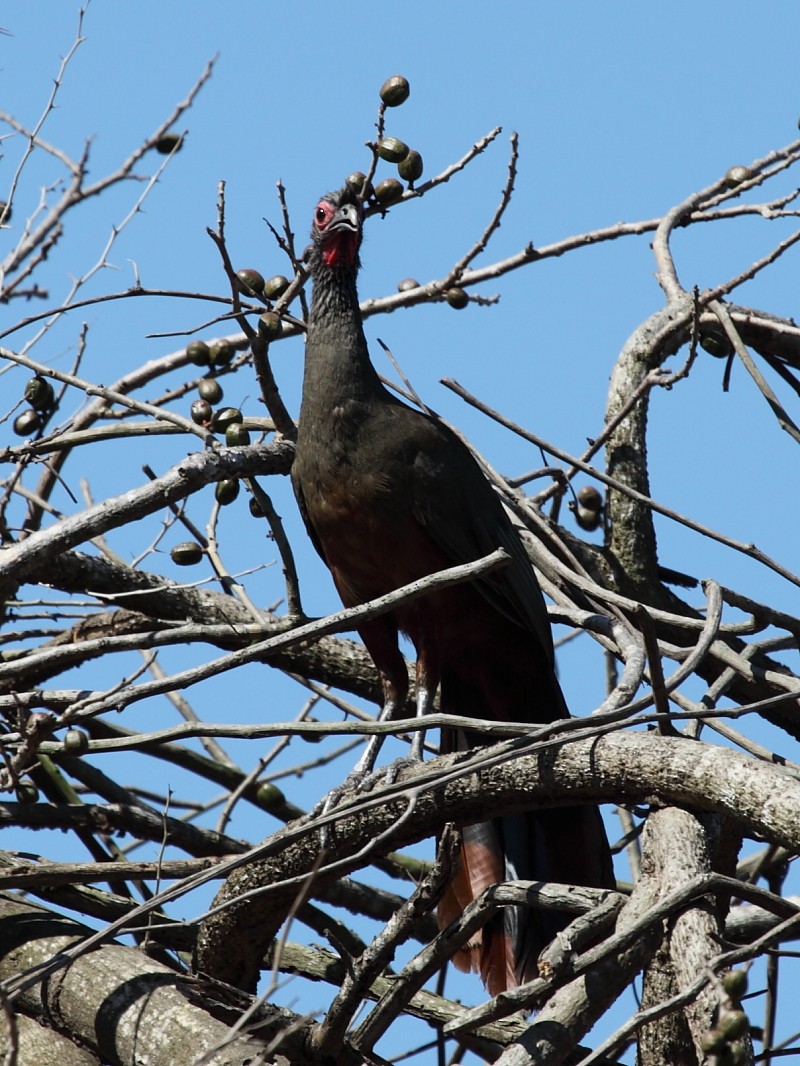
xmin=302 ymin=468 xmax=390 ymax=540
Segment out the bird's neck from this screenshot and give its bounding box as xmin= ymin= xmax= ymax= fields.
xmin=302 ymin=266 xmax=385 ymax=411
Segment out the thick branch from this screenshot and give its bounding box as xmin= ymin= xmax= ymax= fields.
xmin=0 ymin=442 xmax=294 ymax=600
xmin=0 ymin=893 xmax=309 ymax=1066
xmin=638 ymin=808 xmax=726 ymax=1066
xmin=194 ymin=729 xmax=800 ymax=992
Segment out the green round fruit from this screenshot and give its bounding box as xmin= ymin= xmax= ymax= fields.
xmin=190 ymin=398 xmax=213 ymax=425
xmin=170 ymin=541 xmax=204 ymax=566
xmin=155 ymin=132 xmax=184 ymax=154
xmin=577 ymin=485 xmax=602 ymax=511
xmin=13 ymin=408 xmax=42 ymax=436
xmin=186 ymin=340 xmax=211 ymax=366
xmin=63 ymin=728 xmax=89 ymax=755
xmin=25 ymin=375 xmax=55 ymax=411
xmin=374 ymin=178 xmax=404 ymax=206
xmin=573 ymin=484 xmax=604 ymax=531
xmin=264 ymin=274 xmax=290 ymax=300
xmin=718 ymin=1010 xmax=748 ymax=1041
xmin=445 ymin=287 xmax=469 ymax=309
xmin=212 ymin=407 xmax=243 ymax=432
xmin=256 ymin=782 xmax=286 ymax=809
xmin=722 ymin=969 xmax=748 ymax=1000
xmin=699 ymin=1029 xmax=726 ymax=1055
xmin=215 ymin=479 xmax=240 ymax=505
xmin=249 ymin=496 xmax=265 ymax=518
xmin=236 ymin=268 xmax=265 ymax=297
xmin=378 ymin=136 xmax=409 ymax=163
xmin=699 ymin=330 xmax=733 ymax=359
xmin=198 ymin=377 xmax=223 ymax=404
xmin=380 ymin=75 xmax=410 ymax=107
xmin=345 ymin=171 xmax=374 ymax=198
xmin=398 ymin=150 xmax=423 ymax=182
xmin=725 ymin=165 xmax=750 ymax=188
xmin=225 ymin=422 xmax=251 ymax=446
xmin=209 ymin=340 xmax=235 ymax=367
xmin=397 ymin=278 xmax=420 ymax=292
xmin=258 ymin=312 xmax=281 ymax=339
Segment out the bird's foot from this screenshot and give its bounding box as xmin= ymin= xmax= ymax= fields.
xmin=311 ymin=764 xmax=385 ymax=820
xmin=382 ymin=751 xmax=424 ymax=781
xmin=313 ymin=749 xmax=422 ymax=823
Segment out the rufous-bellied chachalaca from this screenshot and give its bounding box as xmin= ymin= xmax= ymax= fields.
xmin=291 ymin=185 xmax=614 ymax=995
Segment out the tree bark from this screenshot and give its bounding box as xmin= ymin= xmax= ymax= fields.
xmin=195 ymin=729 xmax=800 ymax=991
xmin=638 ymin=808 xmax=719 ymax=1066
xmin=0 ymin=894 xmax=301 ymax=1066
xmin=0 ymin=1011 xmax=102 ymax=1066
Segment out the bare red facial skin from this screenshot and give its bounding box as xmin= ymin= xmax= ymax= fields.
xmin=314 ymin=199 xmax=360 ymax=269
xmin=315 ymin=201 xmax=335 ymax=229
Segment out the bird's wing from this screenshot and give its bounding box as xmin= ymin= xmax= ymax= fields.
xmin=290 ymin=473 xmax=327 ymax=563
xmin=401 ymin=410 xmax=555 ymax=662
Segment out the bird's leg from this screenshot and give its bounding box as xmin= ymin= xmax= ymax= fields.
xmin=407 ymin=687 xmax=432 ymax=761
xmin=312 ymin=621 xmax=409 ymax=817
xmin=311 ymin=683 xmax=403 ymax=821
xmin=408 ymin=648 xmax=441 ymax=762
xmin=351 ymin=619 xmax=410 ymax=777
xmin=351 ymin=678 xmax=404 ymax=777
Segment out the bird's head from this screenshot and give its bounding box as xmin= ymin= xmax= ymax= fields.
xmin=309 ymin=186 xmax=363 ymax=273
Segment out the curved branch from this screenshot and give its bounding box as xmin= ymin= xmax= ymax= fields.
xmin=194 ymin=729 xmax=800 ymax=991
xmin=0 ymin=441 xmax=295 ymax=598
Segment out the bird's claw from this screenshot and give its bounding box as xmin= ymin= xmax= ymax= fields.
xmin=311 ymin=761 xmax=402 ymax=822
xmin=382 ymin=753 xmax=423 ymax=782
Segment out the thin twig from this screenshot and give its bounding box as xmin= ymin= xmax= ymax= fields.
xmin=443 ymin=377 xmax=800 ymax=589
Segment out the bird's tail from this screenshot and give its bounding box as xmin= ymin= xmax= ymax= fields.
xmin=437 ymin=818 xmax=517 ymax=995
xmin=436 ymin=760 xmax=614 ymax=995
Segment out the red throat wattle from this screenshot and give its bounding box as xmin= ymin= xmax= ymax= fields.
xmin=321 ymin=230 xmax=359 ymax=269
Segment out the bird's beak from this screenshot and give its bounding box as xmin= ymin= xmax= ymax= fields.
xmin=329 ymin=203 xmax=360 ymax=235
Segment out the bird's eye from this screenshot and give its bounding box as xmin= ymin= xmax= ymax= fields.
xmin=315 ymin=203 xmax=331 ymax=227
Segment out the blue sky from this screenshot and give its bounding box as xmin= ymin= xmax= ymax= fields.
xmin=2 ymin=2 xmax=800 ymax=1061
xmin=4 ymin=1 xmax=798 ymax=615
